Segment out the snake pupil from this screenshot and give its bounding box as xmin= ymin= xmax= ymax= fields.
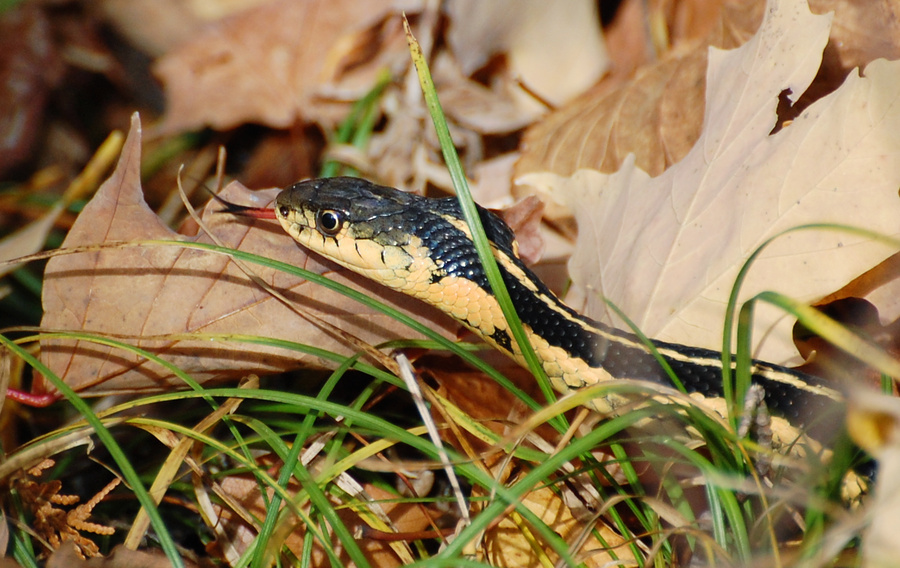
xmin=317 ymin=210 xmax=342 ymax=235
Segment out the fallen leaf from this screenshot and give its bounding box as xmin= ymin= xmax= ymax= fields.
xmin=809 ymin=0 xmax=900 ymax=90
xmin=97 ymin=0 xmax=208 ymax=57
xmin=518 ymin=47 xmax=709 ymax=190
xmin=518 ymin=0 xmax=900 ymax=364
xmin=39 ymin=113 xmax=455 ymax=395
xmin=516 ymin=0 xmax=900 ymax=227
xmin=478 ymin=476 xmax=636 ymax=567
xmin=0 ymin=3 xmax=63 ymax=176
xmin=514 ymin=0 xmax=764 ymax=226
xmin=433 ymin=55 xmax=538 ymax=135
xmin=427 ymin=355 xmax=539 ymax=434
xmin=846 ymin=389 xmax=900 ymax=566
xmin=821 ymin=250 xmax=900 ymax=328
xmin=445 ymin=0 xmax=609 ymax=113
xmin=776 ymin=0 xmax=900 ymax=124
xmin=153 ymin=0 xmax=409 ymax=133
xmin=45 ymin=541 xmax=199 ymax=568
xmin=495 ymin=196 xmax=545 ymax=266
xmin=210 ymin=474 xmax=411 ymax=567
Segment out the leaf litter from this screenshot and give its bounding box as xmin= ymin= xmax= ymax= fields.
xmin=7 ymin=0 xmax=900 ymax=564
xmin=152 ymin=0 xmax=409 ymax=134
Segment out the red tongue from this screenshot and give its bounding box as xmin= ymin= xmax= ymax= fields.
xmin=215 ymin=202 xmax=278 ymax=220
xmin=233 ymin=206 xmax=277 ymax=220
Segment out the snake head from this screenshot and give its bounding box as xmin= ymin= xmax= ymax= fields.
xmin=275 ymin=177 xmax=415 ymax=240
xmin=274 ymin=177 xmax=446 ymax=289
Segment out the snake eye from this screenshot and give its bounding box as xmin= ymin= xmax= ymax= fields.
xmin=317 ymin=209 xmax=343 ymax=235
xmin=277 ymin=205 xmax=290 ymax=218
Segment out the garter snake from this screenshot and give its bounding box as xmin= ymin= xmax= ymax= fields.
xmin=272 ymin=176 xmax=844 ymax=443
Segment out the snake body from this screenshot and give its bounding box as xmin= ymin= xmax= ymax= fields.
xmin=273 ymin=176 xmax=843 ymax=435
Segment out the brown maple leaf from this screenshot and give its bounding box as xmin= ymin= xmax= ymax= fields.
xmin=39 ymin=113 xmax=455 ymax=396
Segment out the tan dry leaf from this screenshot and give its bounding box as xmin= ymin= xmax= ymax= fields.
xmin=517 ymin=0 xmax=900 ymax=226
xmin=445 ymin=0 xmax=608 ymax=114
xmin=514 ymin=0 xmax=764 ymax=222
xmin=518 ymin=0 xmax=900 ymax=364
xmin=0 ymin=203 xmax=65 ymax=278
xmin=847 ymin=389 xmax=900 ymax=566
xmin=519 ymin=46 xmax=708 ymax=186
xmin=46 ymin=542 xmax=199 ymax=568
xmin=38 ymin=114 xmax=455 ymax=395
xmin=153 ymin=0 xmax=410 ymax=134
xmin=810 ymin=0 xmax=900 ymax=77
xmin=495 ymin=196 xmax=544 ymax=266
xmin=429 ymin=356 xmax=539 ymax=435
xmin=433 ymin=55 xmax=538 ymax=135
xmin=479 ymin=482 xmax=637 ymax=567
xmin=97 ymin=0 xmax=207 ymax=56
xmin=212 ymin=475 xmax=408 ymax=567
xmin=603 ymin=0 xmax=764 ymax=79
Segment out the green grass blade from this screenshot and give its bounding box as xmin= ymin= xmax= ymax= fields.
xmin=253 ymin=354 xmax=364 ymax=568
xmin=403 ymin=21 xmax=558 ymax=422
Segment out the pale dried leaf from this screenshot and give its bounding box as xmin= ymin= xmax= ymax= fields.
xmin=518 ymin=47 xmax=708 ymax=184
xmin=445 ymin=0 xmax=608 ymax=112
xmin=516 ymin=0 xmax=900 ymax=221
xmin=213 ymin=475 xmax=407 ymax=566
xmin=480 ymin=483 xmax=636 ymax=567
xmin=796 ymin=0 xmax=900 ymax=120
xmin=434 ymin=56 xmax=537 ymax=135
xmin=39 ymin=114 xmax=455 ymax=395
xmin=810 ymin=0 xmax=900 ymax=73
xmin=849 ymin=390 xmax=900 ymax=566
xmin=47 ymin=542 xmax=196 ymax=568
xmin=518 ymin=0 xmax=900 ymax=364
xmin=153 ymin=0 xmax=409 ymax=133
xmin=514 ymin=0 xmax=764 ymax=225
xmin=0 ymin=203 xmax=64 ymax=278
xmin=97 ymin=0 xmax=207 ymax=56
